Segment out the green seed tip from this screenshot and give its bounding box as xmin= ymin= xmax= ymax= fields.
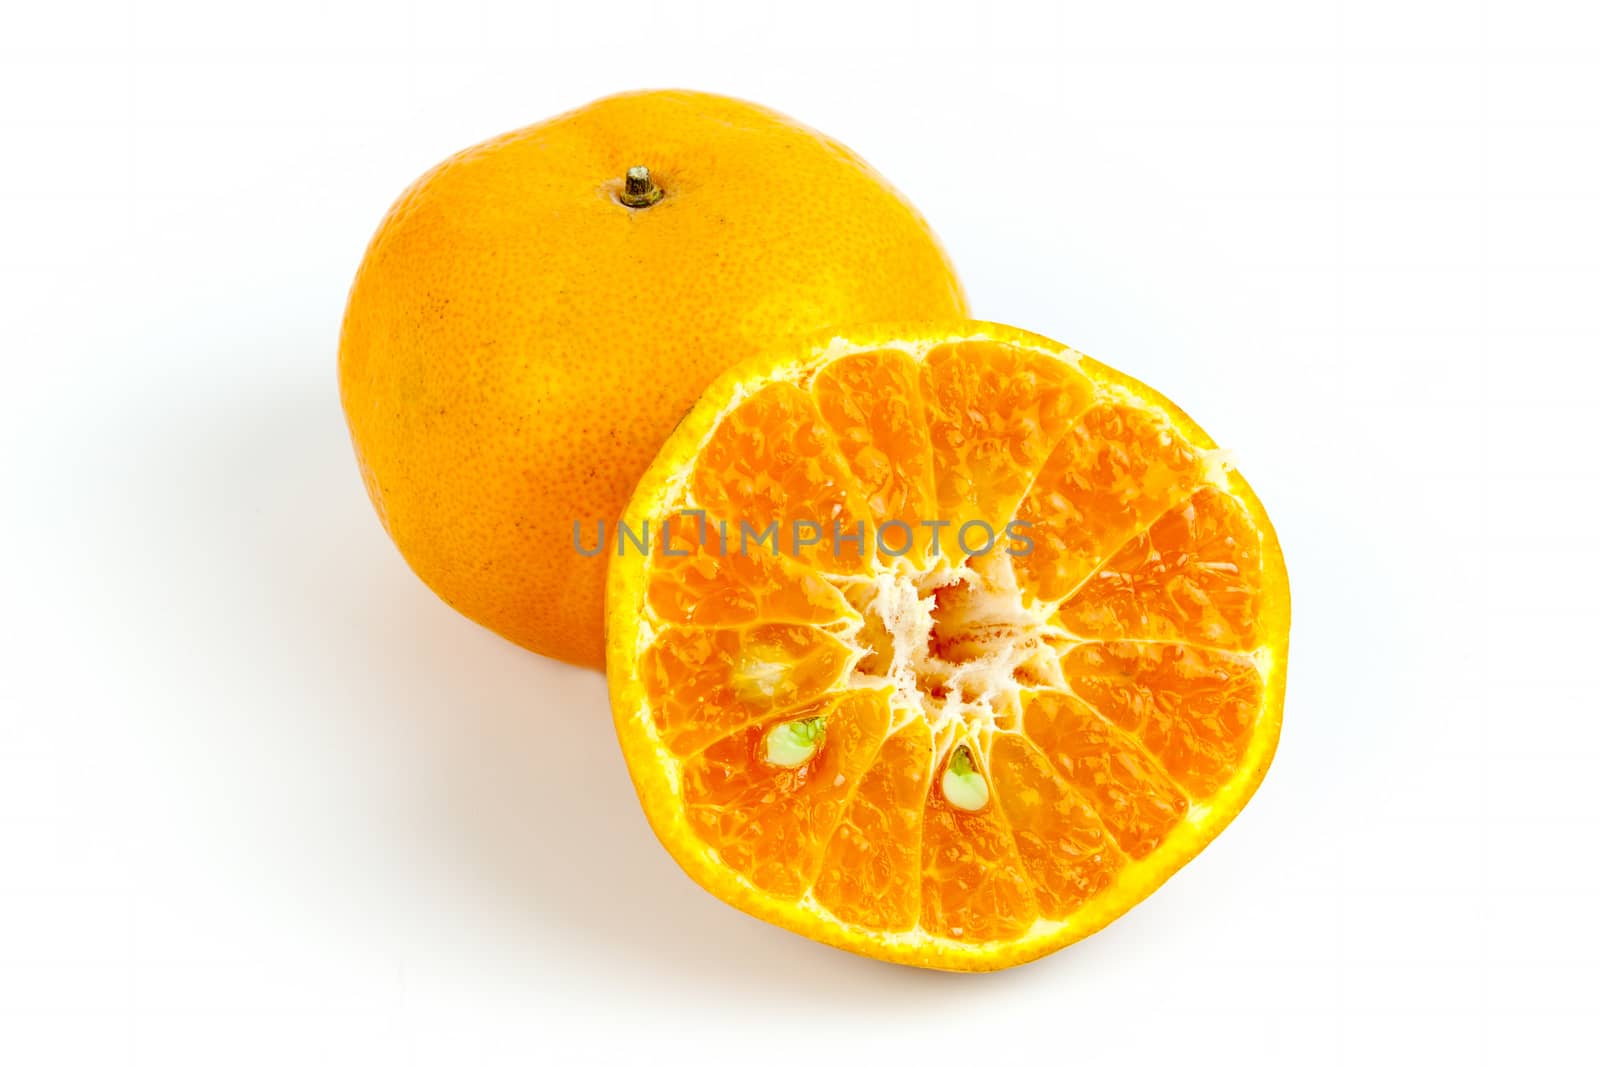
xmin=764 ymin=717 xmax=825 ymax=768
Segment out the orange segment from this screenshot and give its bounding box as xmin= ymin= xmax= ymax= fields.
xmin=1056 ymin=487 xmax=1264 ymax=648
xmin=813 ymin=718 xmax=933 ymax=931
xmin=989 ymin=734 xmax=1125 ymax=920
xmin=682 ymin=690 xmax=891 ymax=899
xmin=1013 ymin=401 xmax=1208 ymax=604
xmin=811 ymin=349 xmax=939 ymax=563
xmin=690 ymin=382 xmax=872 ymax=572
xmin=644 ymin=513 xmax=856 ymax=626
xmin=1022 ymin=691 xmax=1190 ymax=859
xmin=919 ymin=341 xmax=1095 ymax=537
xmin=639 ymin=624 xmax=853 ymax=755
xmin=1064 ymin=642 xmax=1263 ymax=795
xmin=607 ymin=322 xmax=1289 ymax=970
xmin=919 ymin=748 xmax=1039 ymax=942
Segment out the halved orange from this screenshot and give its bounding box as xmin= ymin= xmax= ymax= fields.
xmin=606 ymin=322 xmax=1289 ymax=970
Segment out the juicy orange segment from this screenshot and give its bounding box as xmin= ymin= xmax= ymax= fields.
xmin=813 ymin=716 xmax=933 ymax=930
xmin=639 ymin=624 xmax=853 ymax=755
xmin=682 ymin=689 xmax=891 ymax=898
xmin=607 ymin=322 xmax=1289 ymax=970
xmin=919 ymin=766 xmax=1039 ymax=941
xmin=1013 ymin=401 xmax=1209 ymax=604
xmin=811 ymin=349 xmax=939 ymax=562
xmin=989 ymin=734 xmax=1124 ymax=919
xmin=1056 ymin=487 xmax=1263 ymax=649
xmin=1064 ymin=642 xmax=1263 ymax=795
xmin=644 ymin=515 xmax=855 ymax=626
xmin=690 ymin=382 xmax=872 ymax=573
xmin=1022 ymin=691 xmax=1189 ymax=859
xmin=920 ymin=341 xmax=1095 ymax=534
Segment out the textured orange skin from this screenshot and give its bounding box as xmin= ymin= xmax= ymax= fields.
xmin=339 ymin=90 xmax=968 ymax=666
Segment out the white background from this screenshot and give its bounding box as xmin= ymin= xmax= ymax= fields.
xmin=3 ymin=1 xmax=1596 ymax=1063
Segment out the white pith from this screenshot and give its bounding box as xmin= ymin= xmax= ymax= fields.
xmin=838 ymin=551 xmax=1067 ymax=782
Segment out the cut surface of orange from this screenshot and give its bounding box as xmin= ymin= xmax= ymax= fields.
xmin=606 ymin=322 xmax=1289 ymax=970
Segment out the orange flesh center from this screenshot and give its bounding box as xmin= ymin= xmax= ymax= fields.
xmin=632 ymin=340 xmax=1274 ymax=943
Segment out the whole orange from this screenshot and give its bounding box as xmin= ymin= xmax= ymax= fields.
xmin=339 ymin=90 xmax=967 ymax=667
